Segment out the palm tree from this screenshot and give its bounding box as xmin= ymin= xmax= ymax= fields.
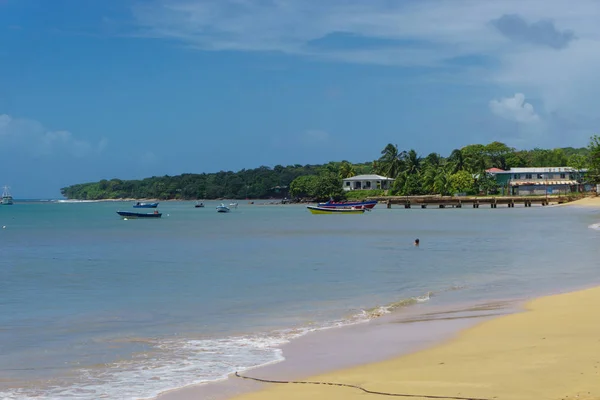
xmin=464 ymin=153 xmax=487 ymax=176
xmin=377 ymin=143 xmax=404 ymax=179
xmin=371 ymin=160 xmax=378 ymax=173
xmin=422 ymin=152 xmax=442 ymax=169
xmin=339 ymin=161 xmax=356 ymax=179
xmin=421 ymin=153 xmax=443 ymax=194
xmin=321 ymin=161 xmax=339 ymax=174
xmin=402 ymin=149 xmax=422 ymax=175
xmin=447 ymin=149 xmax=465 ymax=174
xmin=433 ymin=167 xmax=452 ymax=195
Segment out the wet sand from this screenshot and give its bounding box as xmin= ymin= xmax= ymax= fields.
xmin=227 ymin=286 xmax=600 ymax=400
xmin=155 ymin=299 xmax=518 ymax=400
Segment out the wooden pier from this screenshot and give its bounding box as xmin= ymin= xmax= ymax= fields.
xmin=367 ymin=195 xmax=576 ymax=209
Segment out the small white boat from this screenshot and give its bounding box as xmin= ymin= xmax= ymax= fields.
xmin=217 ymin=203 xmax=230 ymax=213
xmin=229 ymin=202 xmax=238 ymax=209
xmin=2 ymin=186 xmax=13 ymax=205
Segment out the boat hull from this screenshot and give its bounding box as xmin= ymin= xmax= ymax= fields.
xmin=317 ymin=200 xmax=377 ymax=209
xmin=117 ymin=211 xmax=162 ymax=218
xmin=133 ymin=202 xmax=159 ymax=208
xmin=307 ymin=206 xmax=365 ymax=214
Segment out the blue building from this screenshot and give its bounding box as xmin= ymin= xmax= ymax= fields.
xmin=486 ymin=167 xmax=586 ymax=195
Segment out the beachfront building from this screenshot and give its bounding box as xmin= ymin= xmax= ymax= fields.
xmin=486 ymin=167 xmax=586 ymax=195
xmin=342 ymin=174 xmax=395 ymax=191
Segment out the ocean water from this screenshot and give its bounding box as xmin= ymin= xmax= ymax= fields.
xmin=1 ymin=201 xmax=600 ymax=399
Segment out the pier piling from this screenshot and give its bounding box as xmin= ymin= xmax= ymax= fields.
xmin=367 ymin=195 xmax=573 ymax=210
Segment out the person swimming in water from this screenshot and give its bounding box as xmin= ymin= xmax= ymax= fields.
xmin=414 ymin=238 xmax=420 ymax=246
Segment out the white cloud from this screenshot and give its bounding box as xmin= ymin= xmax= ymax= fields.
xmin=128 ymin=0 xmax=600 ymax=143
xmin=130 ymin=1 xmax=600 ymax=63
xmin=0 ymin=114 xmax=107 ymax=158
xmin=494 ymin=39 xmax=600 ymax=116
xmin=489 ymin=93 xmax=540 ymax=124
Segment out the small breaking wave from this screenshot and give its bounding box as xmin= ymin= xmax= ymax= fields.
xmin=0 ymin=287 xmax=464 ymax=400
xmin=360 ymin=292 xmax=433 ymax=319
xmin=588 ymin=222 xmax=600 ymax=230
xmin=0 ymin=334 xmax=291 ymax=400
xmin=358 ymin=285 xmax=468 ymax=320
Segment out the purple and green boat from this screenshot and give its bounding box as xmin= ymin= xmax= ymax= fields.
xmin=317 ymin=199 xmax=378 ymax=209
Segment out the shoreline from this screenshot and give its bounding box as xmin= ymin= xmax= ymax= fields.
xmin=6 ymin=199 xmax=600 ymax=399
xmin=153 ymin=280 xmax=600 ymax=400
xmin=57 ymin=195 xmax=600 ymax=400
xmin=54 ymin=194 xmax=599 ymax=206
xmin=224 ymin=285 xmax=600 ymax=400
xmin=154 ymin=297 xmax=523 ymax=400
xmin=561 ymin=196 xmax=600 ymax=208
xmin=54 ymin=198 xmax=292 ymax=204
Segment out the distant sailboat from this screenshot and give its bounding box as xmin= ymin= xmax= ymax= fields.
xmin=2 ymin=186 xmax=13 ymax=205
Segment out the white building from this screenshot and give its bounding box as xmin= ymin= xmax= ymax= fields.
xmin=342 ymin=174 xmax=395 ymax=191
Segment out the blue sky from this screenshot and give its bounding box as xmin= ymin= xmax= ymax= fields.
xmin=1 ymin=0 xmax=600 ymax=197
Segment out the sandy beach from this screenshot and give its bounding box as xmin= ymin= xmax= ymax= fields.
xmin=564 ymin=196 xmax=600 ymax=208
xmin=229 ymin=286 xmax=600 ymax=400
xmin=156 ymin=300 xmax=518 ymax=400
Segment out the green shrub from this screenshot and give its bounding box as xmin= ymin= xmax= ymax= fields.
xmin=344 ymin=189 xmax=385 ymax=200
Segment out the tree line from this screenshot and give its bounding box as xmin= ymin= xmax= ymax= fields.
xmin=60 ymin=163 xmax=372 ymax=200
xmin=363 ymin=141 xmax=590 ymax=197
xmin=61 ymin=140 xmax=597 ymax=201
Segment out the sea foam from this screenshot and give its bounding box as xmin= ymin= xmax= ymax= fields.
xmin=588 ymin=222 xmax=600 ymax=230
xmin=0 ymin=291 xmax=439 ymax=400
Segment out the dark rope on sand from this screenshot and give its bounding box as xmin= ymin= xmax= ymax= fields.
xmin=234 ymin=371 xmax=492 ymax=400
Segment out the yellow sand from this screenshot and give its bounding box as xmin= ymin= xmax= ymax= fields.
xmin=232 ymin=287 xmax=600 ymax=400
xmin=564 ymin=196 xmax=600 ymax=208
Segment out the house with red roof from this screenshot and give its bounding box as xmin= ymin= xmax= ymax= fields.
xmin=485 ymin=167 xmax=586 ymax=195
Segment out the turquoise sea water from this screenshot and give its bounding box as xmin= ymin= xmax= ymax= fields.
xmin=1 ymin=201 xmax=600 ymax=399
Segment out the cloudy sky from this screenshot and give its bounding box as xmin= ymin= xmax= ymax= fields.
xmin=1 ymin=0 xmax=599 ymax=197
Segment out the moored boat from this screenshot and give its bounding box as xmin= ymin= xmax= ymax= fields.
xmin=133 ymin=202 xmax=159 ymax=208
xmin=317 ymin=199 xmax=377 ymax=209
xmin=194 ymin=201 xmax=205 ymax=208
xmin=216 ymin=203 xmax=230 ymax=213
xmin=2 ymin=186 xmax=13 ymax=205
xmin=117 ymin=210 xmax=162 ymax=219
xmin=307 ymin=206 xmax=365 ymax=214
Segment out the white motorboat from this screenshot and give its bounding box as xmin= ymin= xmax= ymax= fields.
xmin=2 ymin=186 xmax=13 ymax=205
xmin=216 ymin=203 xmax=230 ymax=213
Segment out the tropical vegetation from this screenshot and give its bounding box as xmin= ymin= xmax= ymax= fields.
xmin=366 ymin=141 xmax=592 ymax=197
xmin=61 ymin=140 xmax=596 ymax=201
